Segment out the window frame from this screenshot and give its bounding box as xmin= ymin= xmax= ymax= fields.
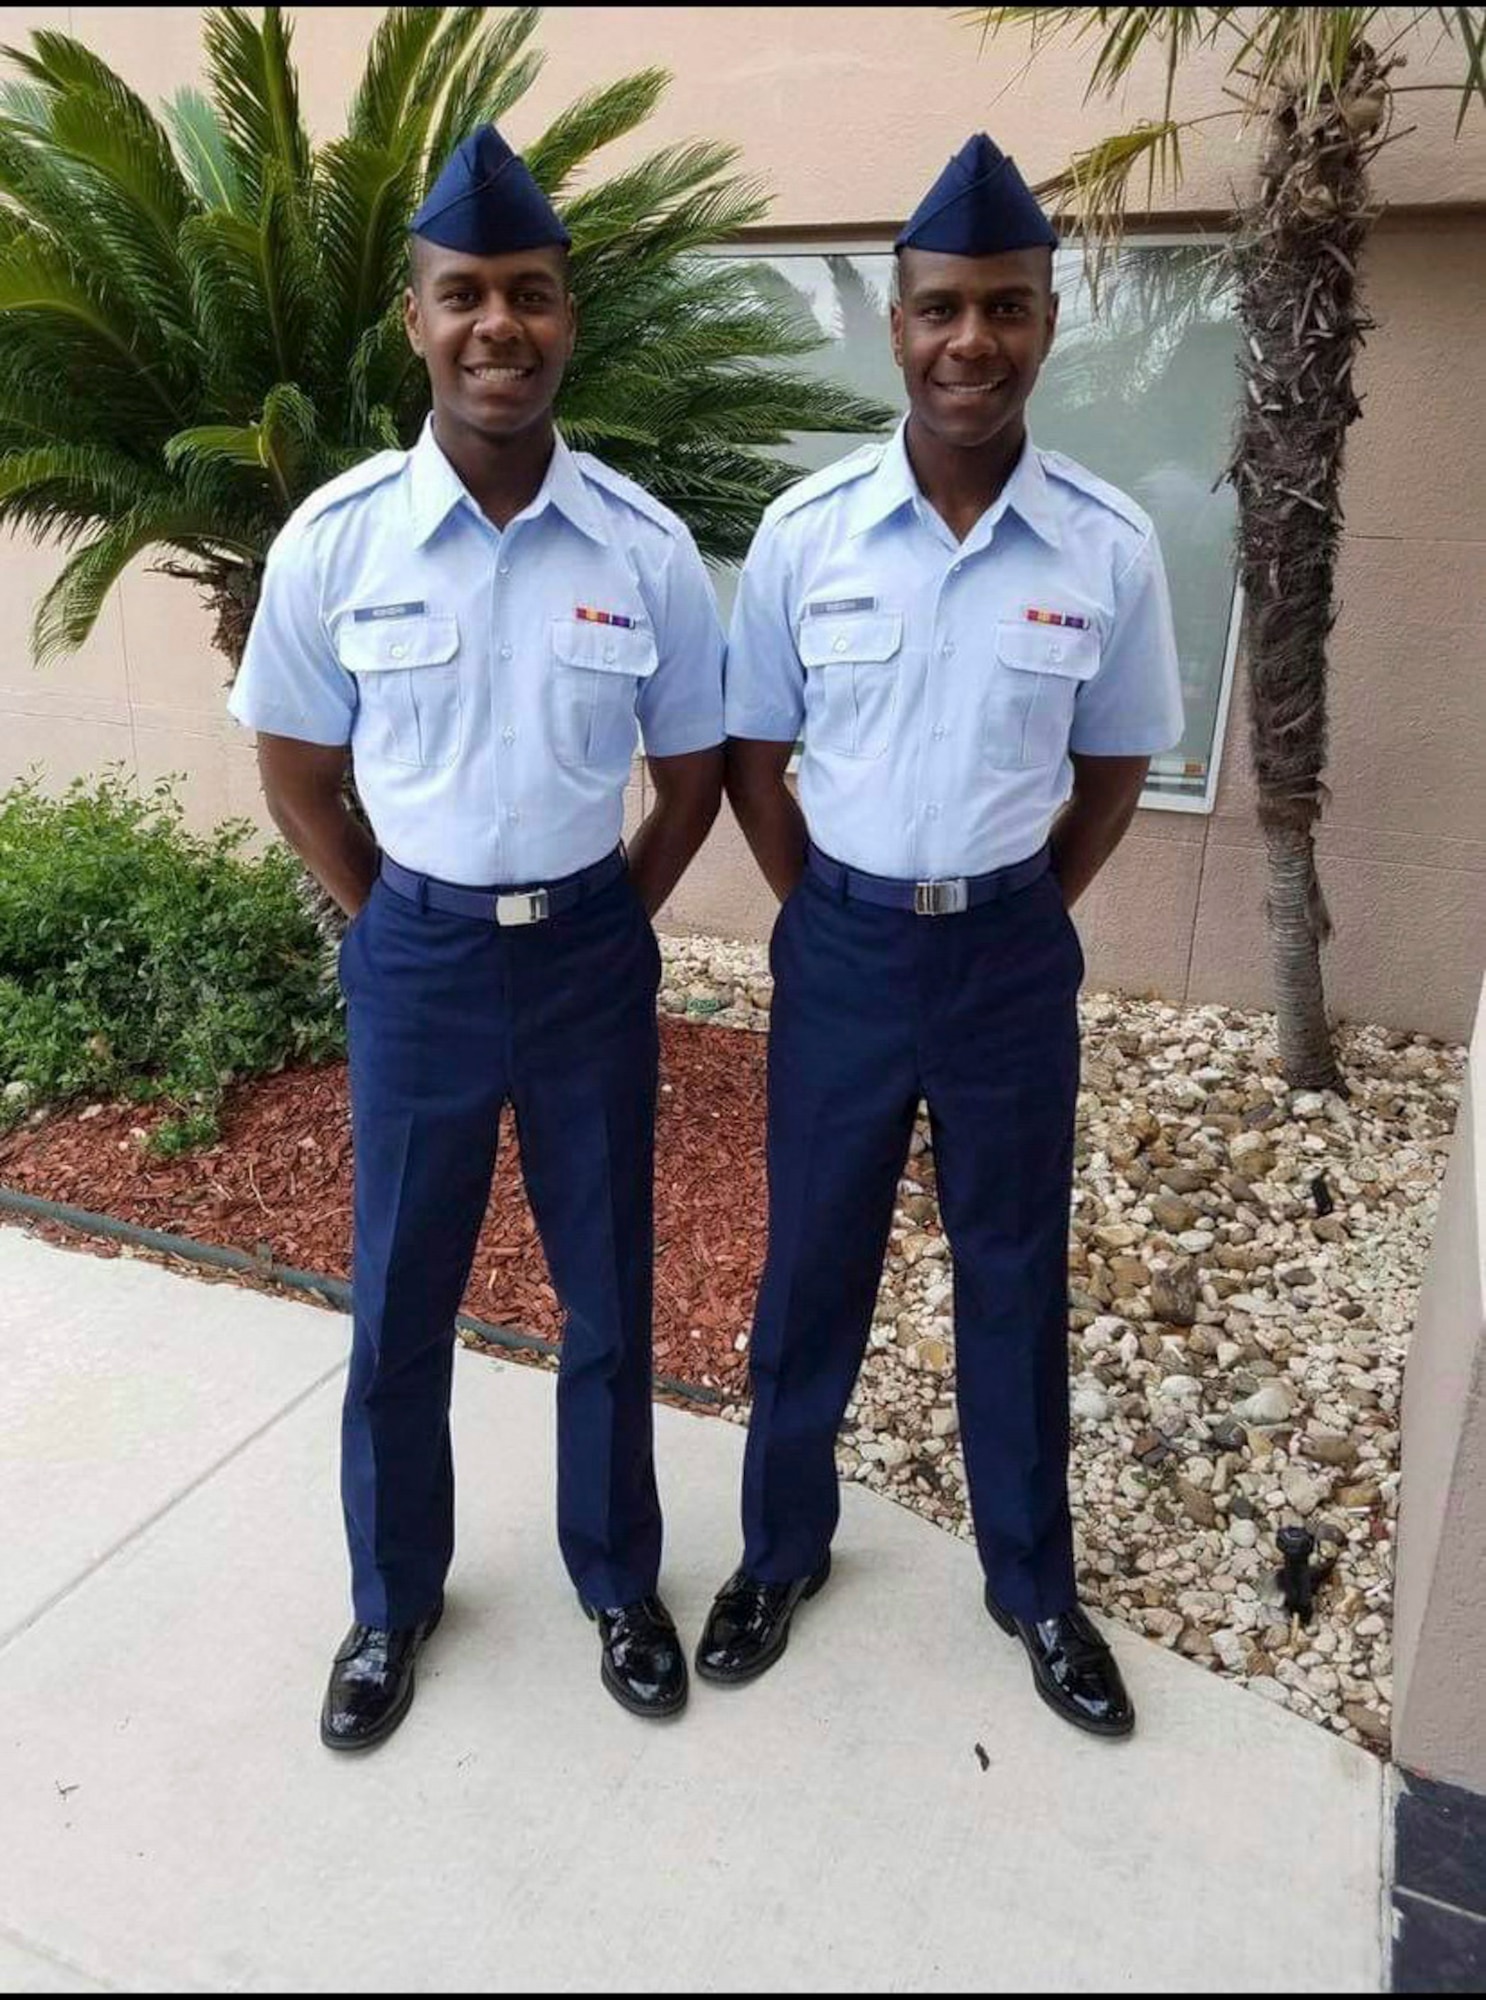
xmin=705 ymin=229 xmax=1245 ymax=816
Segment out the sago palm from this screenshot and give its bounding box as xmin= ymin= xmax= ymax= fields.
xmin=968 ymin=6 xmax=1485 ymax=1088
xmin=0 ymin=4 xmax=889 ymax=675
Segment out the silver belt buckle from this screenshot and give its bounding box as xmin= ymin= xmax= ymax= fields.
xmin=913 ymin=878 xmax=967 ymax=917
xmin=495 ymin=888 xmax=549 ymax=926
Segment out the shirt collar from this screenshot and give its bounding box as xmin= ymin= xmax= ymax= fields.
xmin=407 ymin=419 xmax=610 ymax=549
xmin=844 ymin=418 xmax=1062 ymax=550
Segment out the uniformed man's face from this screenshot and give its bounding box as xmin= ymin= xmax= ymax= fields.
xmin=404 ymin=240 xmax=576 ymax=442
xmin=891 ymin=246 xmax=1058 ymax=451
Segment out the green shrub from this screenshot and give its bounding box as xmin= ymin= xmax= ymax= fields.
xmin=0 ymin=769 xmax=343 ymax=1142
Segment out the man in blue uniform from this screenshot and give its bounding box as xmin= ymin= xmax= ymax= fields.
xmin=699 ymin=135 xmax=1183 ymax=1737
xmin=228 ymin=128 xmax=725 ymax=1744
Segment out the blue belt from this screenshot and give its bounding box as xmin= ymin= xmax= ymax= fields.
xmin=379 ymin=847 xmax=627 ymax=926
xmin=806 ymin=842 xmax=1051 ymax=916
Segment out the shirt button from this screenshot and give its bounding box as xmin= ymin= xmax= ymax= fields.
xmin=833 ymin=637 xmax=848 ymax=654
xmin=389 ymin=643 xmax=407 ymax=660
xmin=932 ymin=724 xmax=949 ymax=740
xmin=926 ymin=803 xmax=941 ymax=819
xmin=940 ymin=641 xmax=956 ymax=657
xmin=506 ymin=807 xmax=521 ymax=823
xmin=502 ymin=727 xmax=516 ymax=745
xmin=497 ymin=562 xmax=511 ymax=577
xmin=499 ymin=643 xmax=513 ymax=661
xmin=950 ymin=562 xmax=963 ymax=576
xmin=603 ymin=646 xmax=617 ymax=663
xmin=1049 ymin=643 xmax=1064 ymax=662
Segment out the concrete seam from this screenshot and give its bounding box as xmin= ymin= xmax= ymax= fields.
xmin=1180 ymin=817 xmax=1213 ymax=1005
xmin=1193 ymin=841 xmax=1486 ymax=876
xmin=0 ymin=1359 xmax=347 ymax=1660
xmin=113 ymin=575 xmax=141 ymax=778
xmin=1346 ymin=533 xmax=1486 ymax=546
xmin=0 ymin=1912 xmax=120 ymax=1992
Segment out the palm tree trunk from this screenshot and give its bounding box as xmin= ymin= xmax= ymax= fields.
xmin=1230 ymin=43 xmax=1386 ymax=1092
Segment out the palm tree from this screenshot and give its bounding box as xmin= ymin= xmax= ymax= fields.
xmin=0 ymin=4 xmax=889 ymax=677
xmin=966 ymin=7 xmax=1484 ymax=1088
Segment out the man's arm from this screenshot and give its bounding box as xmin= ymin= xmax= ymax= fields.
xmin=1049 ymin=752 xmax=1150 ymax=907
xmin=724 ymin=737 xmax=808 ymax=903
xmin=255 ymin=734 xmax=378 ymax=918
xmin=626 ymin=745 xmax=725 ymax=916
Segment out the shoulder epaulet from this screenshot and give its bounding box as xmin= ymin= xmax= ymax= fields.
xmin=1038 ymin=448 xmax=1151 ymax=537
xmin=572 ymin=453 xmax=686 ymax=537
xmin=767 ymin=443 xmax=884 ymax=525
xmin=294 ymin=450 xmax=406 ymax=530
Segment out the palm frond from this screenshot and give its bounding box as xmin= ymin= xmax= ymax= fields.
xmin=0 ymin=123 xmax=158 ymax=316
xmin=347 ymin=6 xmax=450 ymax=149
xmin=180 ymin=176 xmax=318 ymax=408
xmin=560 ymin=140 xmax=741 ymax=249
xmin=0 ymin=442 xmax=176 ymax=543
xmin=163 ymin=87 xmax=243 ymax=208
xmin=420 ymin=10 xmax=545 ymax=198
xmin=166 ymin=384 xmax=322 ymax=509
xmin=164 ymin=423 xmax=272 ymax=474
xmin=523 ymin=69 xmax=670 ymax=200
xmin=0 ymin=235 xmax=186 ymax=424
xmin=1032 ymin=121 xmax=1190 ymax=293
xmin=201 ymin=6 xmax=312 ymax=212
xmin=4 ymin=29 xmax=195 ymax=229
xmin=1435 ymin=4 xmax=1486 ymax=130
xmin=961 ymin=8 xmax=1238 ymax=106
xmin=313 ymin=136 xmax=422 ymax=401
xmin=32 ymin=511 xmax=200 ymax=664
xmin=0 ymin=33 xmax=198 ymax=334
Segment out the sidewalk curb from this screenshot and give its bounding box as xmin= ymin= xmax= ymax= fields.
xmin=0 ymin=1183 xmax=722 ymax=1408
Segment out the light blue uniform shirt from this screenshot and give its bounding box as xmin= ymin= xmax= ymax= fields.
xmin=724 ymin=422 xmax=1183 ymax=880
xmin=229 ymin=421 xmax=724 ymax=886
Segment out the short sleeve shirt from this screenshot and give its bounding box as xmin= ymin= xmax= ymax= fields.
xmin=229 ymin=421 xmax=725 ymax=886
xmin=724 ymin=422 xmax=1183 ymax=879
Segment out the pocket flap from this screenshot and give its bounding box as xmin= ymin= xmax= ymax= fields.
xmin=551 ymin=617 xmax=658 ymax=678
xmin=798 ymin=610 xmax=903 ymax=669
xmin=995 ymin=621 xmax=1099 ymax=681
xmin=335 ymin=612 xmax=459 ymax=674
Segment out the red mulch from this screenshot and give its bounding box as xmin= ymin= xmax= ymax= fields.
xmin=0 ymin=1018 xmax=768 ymax=1399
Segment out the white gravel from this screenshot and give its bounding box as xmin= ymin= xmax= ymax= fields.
xmin=658 ymin=931 xmax=1466 ymax=1758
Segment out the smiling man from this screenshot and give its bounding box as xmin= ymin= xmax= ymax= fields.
xmin=227 ymin=127 xmax=725 ymax=1745
xmin=701 ymin=135 xmax=1183 ymax=1737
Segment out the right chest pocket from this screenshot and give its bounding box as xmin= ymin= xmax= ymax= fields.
xmin=797 ymin=610 xmax=903 ymax=759
xmin=334 ymin=613 xmax=462 ymax=769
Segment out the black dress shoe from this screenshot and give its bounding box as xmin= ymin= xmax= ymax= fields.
xmin=319 ymin=1599 xmax=443 ymax=1751
xmin=984 ymin=1586 xmax=1134 ymax=1739
xmin=694 ymin=1554 xmax=831 ymax=1686
xmin=580 ymin=1594 xmax=688 ymax=1718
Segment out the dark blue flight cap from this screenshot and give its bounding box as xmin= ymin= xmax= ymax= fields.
xmin=409 ymin=124 xmax=571 ymax=255
xmin=895 ymin=134 xmax=1058 ymax=256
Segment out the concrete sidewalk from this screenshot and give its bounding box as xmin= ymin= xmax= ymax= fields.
xmin=1 ymin=1226 xmax=1387 ymax=1993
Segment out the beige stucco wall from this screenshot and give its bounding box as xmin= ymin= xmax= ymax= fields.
xmin=1393 ymin=976 xmax=1486 ymax=1791
xmin=0 ymin=7 xmax=1482 ymax=1036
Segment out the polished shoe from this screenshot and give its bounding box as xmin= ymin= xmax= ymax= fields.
xmin=984 ymin=1586 xmax=1134 ymax=1739
xmin=694 ymin=1554 xmax=831 ymax=1686
xmin=580 ymin=1593 xmax=689 ymax=1718
xmin=319 ymin=1599 xmax=443 ymax=1751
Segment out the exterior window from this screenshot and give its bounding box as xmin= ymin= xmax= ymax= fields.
xmin=713 ymin=241 xmax=1242 ymax=812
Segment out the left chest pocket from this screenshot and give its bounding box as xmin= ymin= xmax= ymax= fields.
xmin=797 ymin=611 xmax=904 ymax=760
xmin=549 ymin=617 xmax=658 ymax=775
xmin=335 ymin=613 xmax=462 ymax=769
xmin=985 ymin=621 xmax=1100 ymax=771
